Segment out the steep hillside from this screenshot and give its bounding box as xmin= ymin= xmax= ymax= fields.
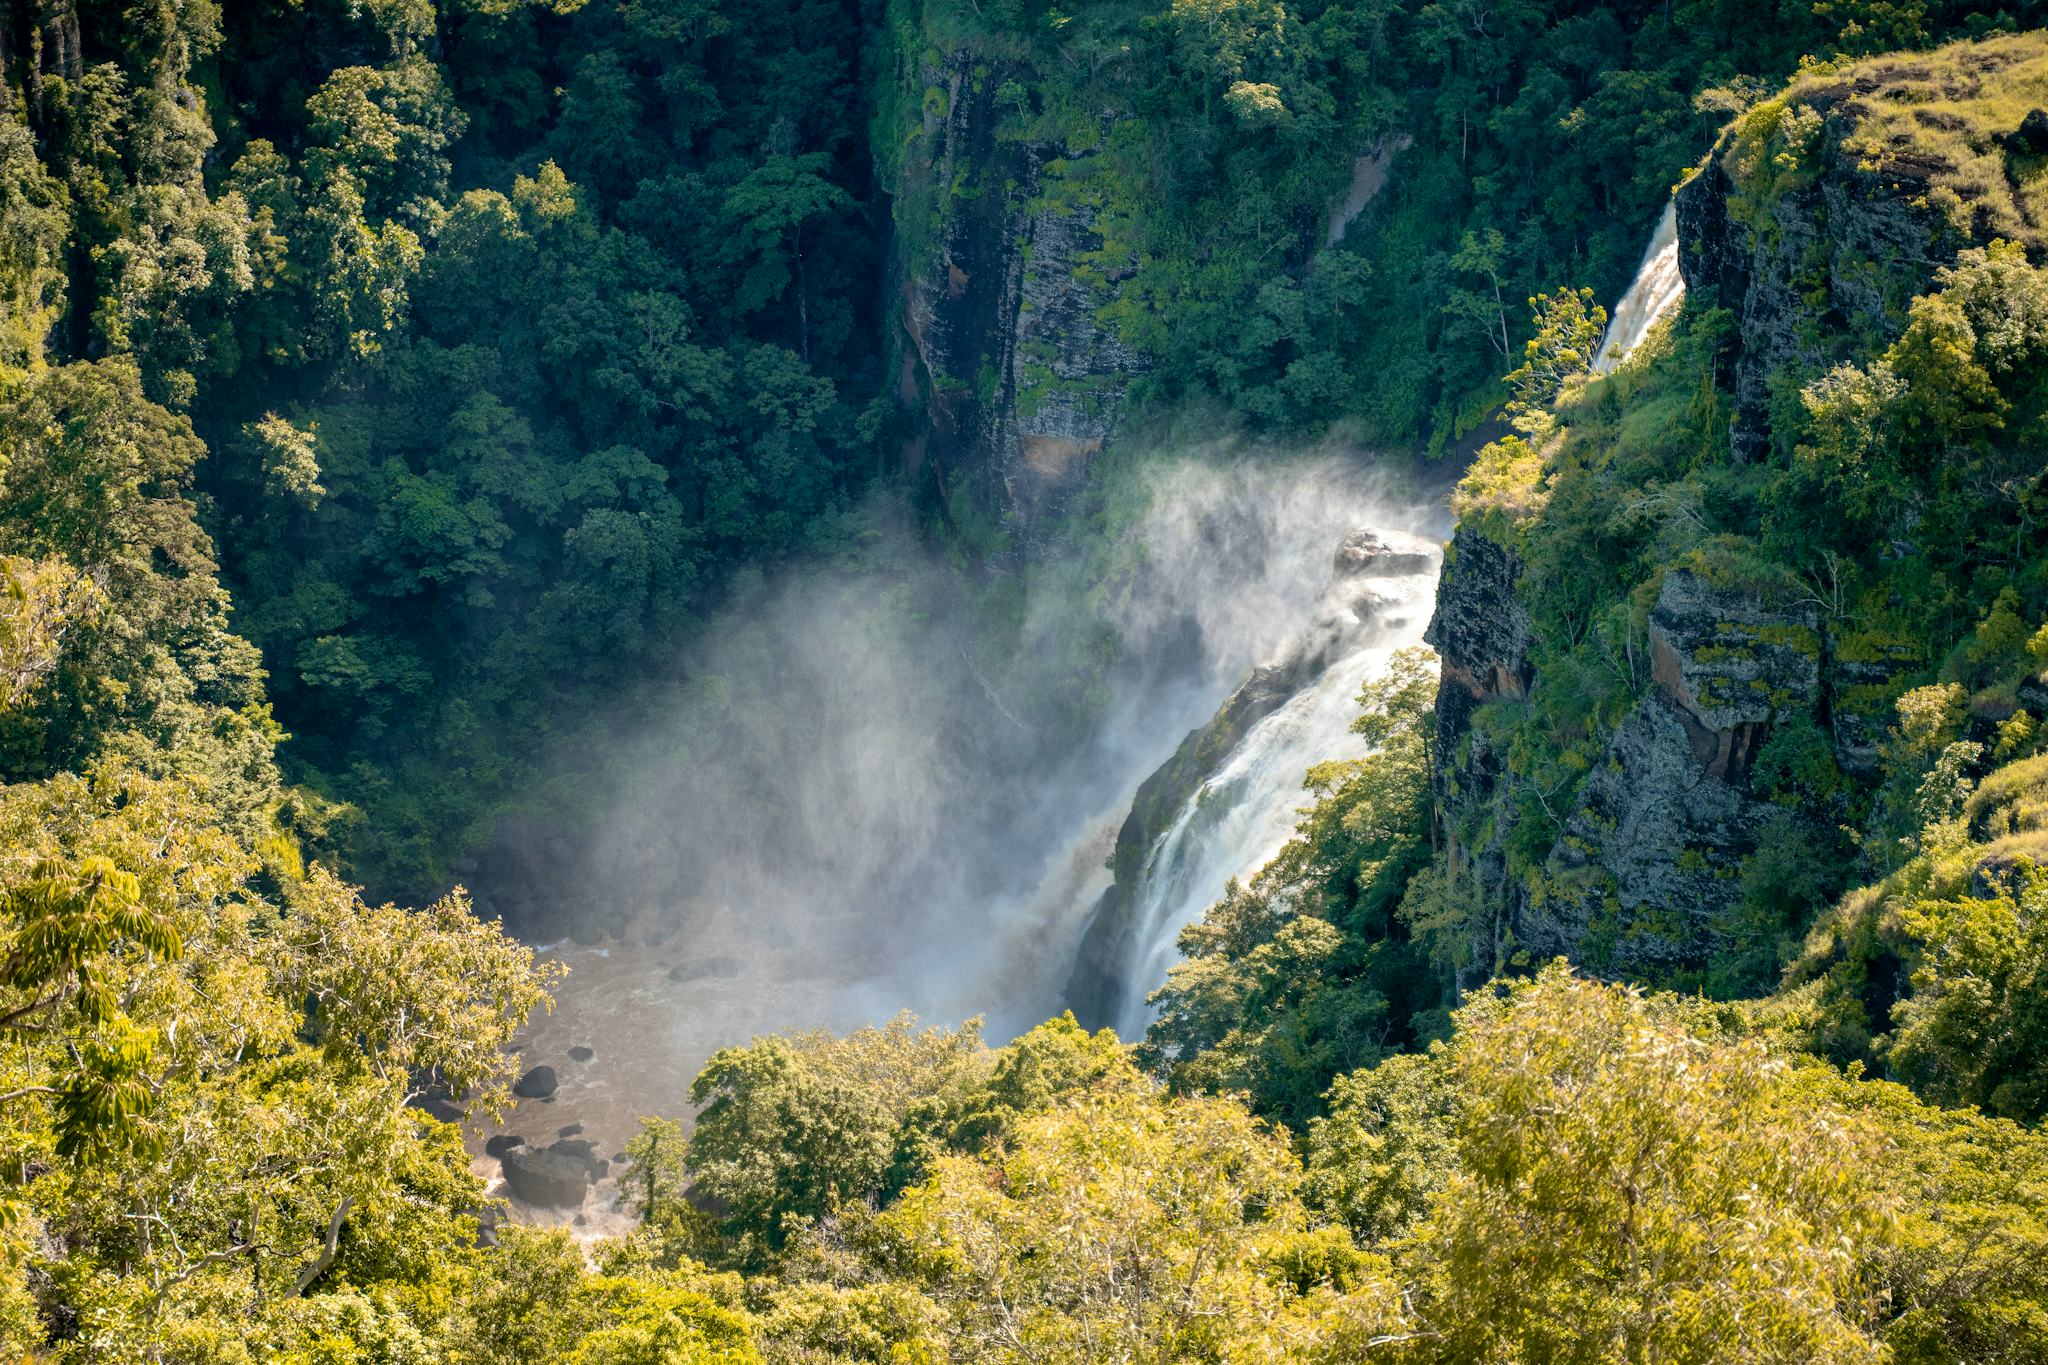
xmin=1430 ymin=31 xmax=2048 ymax=994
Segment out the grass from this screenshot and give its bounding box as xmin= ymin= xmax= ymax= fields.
xmin=1738 ymin=31 xmax=2048 ymax=250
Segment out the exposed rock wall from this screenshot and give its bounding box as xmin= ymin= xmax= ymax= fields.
xmin=1674 ymin=55 xmax=2021 ymax=462
xmin=1423 ymin=526 xmax=1530 ymax=987
xmin=898 ymin=51 xmax=1146 ymax=531
xmin=1533 ymin=571 xmax=1821 ymax=974
xmin=1430 ymin=52 xmax=2047 ymax=978
xmin=1429 ymin=538 xmax=1825 ymax=977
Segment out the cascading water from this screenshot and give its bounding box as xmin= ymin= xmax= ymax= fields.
xmin=480 ymin=459 xmax=1448 ymax=1229
xmin=1592 ymin=201 xmax=1685 ymax=374
xmin=1110 ymin=534 xmax=1440 ymax=1041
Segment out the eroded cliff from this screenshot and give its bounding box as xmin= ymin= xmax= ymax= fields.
xmin=893 ymin=49 xmax=1147 ymax=531
xmin=1429 ymin=33 xmax=2048 ymax=983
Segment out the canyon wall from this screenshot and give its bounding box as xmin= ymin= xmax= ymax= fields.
xmin=1430 ymin=43 xmax=2046 ymax=981
xmin=893 ymin=50 xmax=1146 ymax=532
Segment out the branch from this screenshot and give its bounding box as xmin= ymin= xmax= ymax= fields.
xmin=291 ymin=1195 xmax=355 ymax=1297
xmin=0 ymin=1085 xmax=59 ymax=1105
xmin=147 ymin=1242 xmax=274 ymax=1313
xmin=0 ymin=989 xmax=65 ymax=1034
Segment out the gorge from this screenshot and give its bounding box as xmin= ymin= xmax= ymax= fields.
xmin=5 ymin=4 xmax=2048 ymax=1357
xmin=483 ymin=188 xmax=1693 ymax=1219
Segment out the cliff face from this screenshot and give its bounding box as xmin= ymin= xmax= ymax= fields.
xmin=1431 ymin=534 xmax=1832 ymax=977
xmin=1423 ymin=527 xmax=1531 ymax=987
xmin=1530 ymin=570 xmax=1822 ymax=973
xmin=1674 ymin=138 xmax=1948 ymax=463
xmin=1430 ymin=39 xmax=2048 ymax=979
xmin=897 ymin=51 xmax=1146 ymax=531
xmin=1675 ymin=39 xmax=2047 ymax=461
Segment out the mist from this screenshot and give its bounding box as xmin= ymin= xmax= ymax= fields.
xmin=482 ymin=449 xmax=1444 ymax=1164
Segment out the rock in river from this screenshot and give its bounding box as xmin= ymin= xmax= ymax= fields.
xmin=512 ymin=1065 xmax=558 ymax=1099
xmin=499 ymin=1145 xmax=588 ymax=1208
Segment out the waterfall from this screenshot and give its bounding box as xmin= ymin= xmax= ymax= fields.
xmin=1111 ymin=540 xmax=1439 ymax=1041
xmin=1592 ymin=202 xmax=1685 ymax=374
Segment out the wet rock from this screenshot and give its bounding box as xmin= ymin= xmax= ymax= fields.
xmin=1429 ymin=527 xmax=1532 ymax=716
xmin=558 ymin=1123 xmax=584 ymax=1137
xmin=1424 ymin=525 xmax=1536 ymax=989
xmin=1066 ymin=527 xmax=1441 ymax=1024
xmin=473 ymin=1204 xmax=502 ymax=1249
xmin=667 ymin=956 xmax=742 ymax=984
xmin=1535 ymin=692 xmax=1770 ymax=972
xmin=545 ymin=1137 xmax=611 ymax=1182
xmin=1332 ymin=529 xmax=1436 ymax=580
xmin=1444 ymin=564 xmax=1824 ymax=977
xmin=484 ymin=1134 xmax=524 ymax=1158
xmin=567 ymin=1046 xmax=594 ymax=1063
xmin=901 ymin=49 xmax=1148 ymax=533
xmin=500 ymin=1145 xmax=588 ymax=1208
xmin=512 ymin=1066 xmax=558 ymax=1100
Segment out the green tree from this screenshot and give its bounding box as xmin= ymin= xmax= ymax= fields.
xmin=685 ymin=1016 xmax=987 ymax=1267
xmin=870 ymin=1085 xmax=1411 ymax=1364
xmin=1408 ymin=965 xmax=1887 ymax=1362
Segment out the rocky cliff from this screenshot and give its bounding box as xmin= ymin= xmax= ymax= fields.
xmin=895 ymin=50 xmax=1147 ymax=531
xmin=1430 ymin=34 xmax=2048 ymax=981
xmin=1431 ymin=523 xmax=1834 ymax=977
xmin=1676 ymin=38 xmax=2048 ymax=461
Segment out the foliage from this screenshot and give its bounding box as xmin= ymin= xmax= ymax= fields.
xmin=1143 ymin=646 xmax=1443 ymax=1123
xmin=866 ymin=1085 xmax=1411 ymax=1365
xmin=0 ymin=4 xmax=2044 ymax=1359
xmin=1407 ymin=967 xmax=1888 ymax=1362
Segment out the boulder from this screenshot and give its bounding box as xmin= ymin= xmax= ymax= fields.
xmin=499 ymin=1145 xmax=588 ymax=1208
xmin=484 ymin=1134 xmax=524 ymax=1158
xmin=568 ymin=1046 xmax=595 ymax=1063
xmin=546 ymin=1137 xmax=610 ymax=1182
xmin=1331 ymin=528 xmax=1436 ymax=580
xmin=557 ymin=1123 xmax=584 ymax=1138
xmin=512 ymin=1065 xmax=558 ymax=1100
xmin=667 ymin=956 xmax=742 ymax=984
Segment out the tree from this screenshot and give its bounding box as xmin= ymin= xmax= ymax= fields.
xmin=870 ymin=1085 xmax=1411 ymax=1364
xmin=0 ymin=760 xmax=553 ymax=1354
xmin=1304 ymin=1047 xmax=1458 ymax=1247
xmin=684 ymin=1015 xmax=987 ymax=1267
xmin=1504 ymin=285 xmax=1606 ymax=420
xmin=1144 ymin=647 xmax=1442 ymax=1121
xmin=1407 ymin=965 xmax=1887 ymax=1362
xmin=0 ymin=360 xmax=279 ymax=829
xmin=720 ymin=153 xmax=853 ymax=361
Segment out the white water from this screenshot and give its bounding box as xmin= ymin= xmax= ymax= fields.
xmin=1592 ymin=201 xmax=1685 ymax=374
xmin=1113 ymin=540 xmax=1440 ymax=1040
xmin=484 ymin=461 xmax=1448 ymax=1215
